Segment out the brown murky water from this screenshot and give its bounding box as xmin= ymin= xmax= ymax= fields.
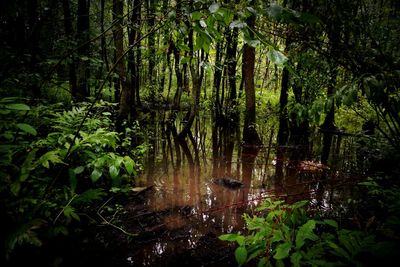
xmin=121 ymin=112 xmax=359 ymax=266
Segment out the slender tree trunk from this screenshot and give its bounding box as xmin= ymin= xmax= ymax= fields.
xmin=76 ymin=0 xmax=90 ymax=100
xmin=100 ymin=0 xmax=110 ymax=78
xmin=158 ymin=0 xmax=169 ymax=94
xmin=213 ymin=35 xmax=224 ymax=122
xmin=277 ymin=67 xmax=289 ymax=147
xmin=242 ymin=3 xmax=261 ymax=145
xmin=177 ymin=5 xmax=203 ymax=139
xmin=128 ymin=0 xmax=141 ymax=118
xmin=113 ymin=0 xmax=131 ymax=125
xmin=226 ymin=26 xmax=238 ymax=110
xmin=27 ymin=0 xmax=41 ymax=97
xmin=147 ymin=0 xmax=156 ymax=99
xmin=62 ymin=0 xmax=78 ymax=98
xmin=172 ymin=41 xmax=183 ymax=109
xmin=321 ymin=2 xmax=341 ymax=164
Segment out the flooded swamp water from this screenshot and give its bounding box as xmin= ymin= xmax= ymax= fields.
xmin=106 ymin=111 xmax=363 ymax=266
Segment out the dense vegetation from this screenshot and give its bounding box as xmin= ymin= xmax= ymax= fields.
xmin=1 ymin=0 xmax=399 ymax=266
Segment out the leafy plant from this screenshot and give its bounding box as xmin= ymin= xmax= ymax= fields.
xmin=0 ymin=99 xmax=144 ymax=259
xmin=219 ymin=198 xmax=376 ymax=266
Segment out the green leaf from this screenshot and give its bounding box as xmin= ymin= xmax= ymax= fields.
xmin=323 ymin=219 xmax=338 ymax=229
xmin=74 ymin=166 xmax=85 ymax=174
xmin=219 ymin=233 xmax=244 ymax=245
xmin=123 ymin=156 xmax=135 ymax=175
xmin=219 ymin=233 xmax=238 ymax=241
xmin=296 ymin=220 xmax=318 ymax=249
xmin=68 ymin=168 xmax=77 ymax=192
xmin=276 ymin=259 xmax=285 ymax=267
xmin=11 ymin=182 xmax=21 ymax=196
xmin=274 ymin=242 xmax=291 ymax=259
xmin=236 ymin=235 xmax=245 ymax=246
xmin=5 ymin=103 xmax=30 ymax=111
xmin=75 ymin=188 xmax=106 ymax=204
xmin=191 ymin=11 xmax=204 ymax=21
xmin=267 ymin=3 xmax=283 ymax=20
xmin=244 ymin=38 xmax=260 ymax=48
xmin=16 ymin=123 xmax=37 ymax=136
xmin=209 ymin=3 xmax=220 ymax=13
xmin=181 ymin=57 xmax=191 ymax=65
xmin=218 ymin=7 xmax=234 ymax=26
xmin=91 ymin=168 xmax=102 ymax=182
xmin=290 ymin=200 xmax=308 ymax=209
xmin=63 ymin=206 xmax=80 ymax=221
xmin=235 ymin=246 xmax=247 ymax=265
xmin=267 ymin=49 xmax=288 ymax=66
xmin=291 ymin=251 xmax=302 ymax=267
xmin=257 ymin=257 xmax=267 ymax=267
xmin=271 ymin=229 xmax=284 ymax=243
xmin=109 ymin=165 xmax=119 ymax=180
xmin=326 ymin=240 xmax=351 ymax=260
xmin=38 ymin=150 xmax=63 ymax=168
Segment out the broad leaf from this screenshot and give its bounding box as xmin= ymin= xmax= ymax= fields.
xmin=16 ymin=123 xmax=37 ymax=136
xmin=109 ymin=165 xmax=119 ymax=180
xmin=219 ymin=233 xmax=245 ymax=246
xmin=39 ymin=150 xmax=63 ymax=168
xmin=68 ymin=168 xmax=77 ymax=192
xmin=209 ymin=3 xmax=220 ymax=13
xmin=323 ymin=219 xmax=338 ymax=229
xmin=290 ymin=200 xmax=308 ymax=209
xmin=191 ymin=11 xmax=203 ymax=20
xmin=267 ymin=3 xmax=283 ymax=19
xmin=235 ymin=246 xmax=247 ymax=265
xmin=296 ymin=220 xmax=318 ymax=249
xmin=74 ymin=166 xmax=85 ymax=174
xmin=91 ymin=168 xmax=102 ymax=182
xmin=64 ymin=206 xmax=80 ymax=221
xmin=6 ymin=103 xmax=30 ymax=111
xmin=267 ymin=49 xmax=288 ymax=66
xmin=123 ymin=156 xmax=135 ymax=175
xmin=274 ymin=242 xmax=291 ymax=259
xmin=11 ymin=182 xmax=21 ymax=196
xmin=291 ymin=251 xmax=302 ymax=267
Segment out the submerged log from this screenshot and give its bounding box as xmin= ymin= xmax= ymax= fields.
xmin=212 ymin=177 xmax=243 ymax=189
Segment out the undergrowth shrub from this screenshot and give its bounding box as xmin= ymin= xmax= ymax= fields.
xmin=0 ymin=98 xmax=145 ymax=260
xmin=219 ymin=198 xmax=386 ymax=267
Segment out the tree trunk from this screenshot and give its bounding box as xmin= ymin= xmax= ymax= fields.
xmin=76 ymin=0 xmax=90 ymax=100
xmin=277 ymin=67 xmax=289 ymax=147
xmin=177 ymin=8 xmax=203 ymax=139
xmin=113 ymin=0 xmax=131 ymax=124
xmin=100 ymin=0 xmax=110 ymax=79
xmin=27 ymin=0 xmax=41 ymax=97
xmin=147 ymin=0 xmax=156 ymax=99
xmin=128 ymin=0 xmax=141 ymax=118
xmin=62 ymin=0 xmax=78 ymax=98
xmin=242 ymin=4 xmax=261 ymax=145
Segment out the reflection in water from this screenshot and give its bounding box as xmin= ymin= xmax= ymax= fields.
xmin=130 ymin=111 xmax=360 ymax=266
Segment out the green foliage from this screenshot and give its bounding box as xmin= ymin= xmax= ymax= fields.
xmin=0 ymin=99 xmax=144 ymax=258
xmin=219 ymin=199 xmax=376 ymax=266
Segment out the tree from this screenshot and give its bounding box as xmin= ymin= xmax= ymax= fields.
xmin=76 ymin=0 xmax=90 ymax=100
xmin=112 ymin=0 xmax=131 ymax=124
xmin=242 ymin=2 xmax=261 ymax=145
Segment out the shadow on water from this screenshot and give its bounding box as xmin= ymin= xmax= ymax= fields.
xmin=121 ymin=111 xmax=361 ymax=266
